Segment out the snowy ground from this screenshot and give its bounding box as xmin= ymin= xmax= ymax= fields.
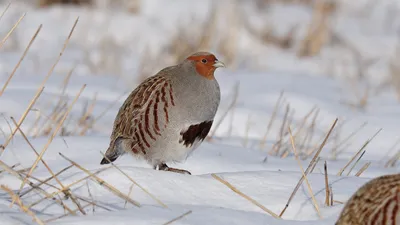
xmin=0 ymin=0 xmax=400 ymax=225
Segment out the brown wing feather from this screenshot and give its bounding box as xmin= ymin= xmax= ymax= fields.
xmin=102 ymin=68 xmax=176 ymax=164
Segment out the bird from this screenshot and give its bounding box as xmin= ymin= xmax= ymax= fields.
xmin=335 ymin=173 xmax=400 ymax=225
xmin=100 ymin=52 xmax=225 ymax=175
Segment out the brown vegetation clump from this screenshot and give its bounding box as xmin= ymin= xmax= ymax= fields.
xmin=38 ymin=0 xmax=92 ymax=7
xmin=297 ymin=0 xmax=336 ymax=57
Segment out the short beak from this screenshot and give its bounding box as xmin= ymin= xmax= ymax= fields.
xmin=213 ymin=60 xmax=225 ymax=68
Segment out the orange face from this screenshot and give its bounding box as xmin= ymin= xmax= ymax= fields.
xmin=186 ymin=54 xmax=224 ymax=80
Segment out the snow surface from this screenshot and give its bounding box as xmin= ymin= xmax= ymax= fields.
xmin=0 ymin=0 xmax=400 ymax=224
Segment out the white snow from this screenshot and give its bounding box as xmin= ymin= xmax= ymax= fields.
xmin=0 ymin=0 xmax=399 ymax=224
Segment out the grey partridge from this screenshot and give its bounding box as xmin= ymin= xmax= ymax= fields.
xmin=100 ymin=52 xmax=225 ymax=175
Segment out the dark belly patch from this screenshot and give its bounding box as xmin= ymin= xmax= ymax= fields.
xmin=179 ymin=120 xmax=213 ymax=147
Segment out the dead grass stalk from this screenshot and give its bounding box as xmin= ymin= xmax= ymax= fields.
xmin=279 ymin=118 xmax=337 ymax=217
xmin=337 ymin=128 xmax=381 ymax=176
xmin=211 ymin=173 xmax=280 ymax=219
xmin=0 ymin=24 xmax=42 ymax=96
xmin=162 ymin=210 xmax=193 ymax=225
xmin=0 ymin=185 xmax=45 ymax=225
xmin=288 ymin=127 xmax=321 ymax=218
xmin=0 ymin=13 xmax=25 ymax=49
xmin=59 ymin=152 xmax=141 ymax=207
xmin=0 ymin=87 xmax=44 ymax=155
xmin=17 ymin=84 xmax=86 ymax=200
xmin=100 ymin=152 xmax=167 ymax=208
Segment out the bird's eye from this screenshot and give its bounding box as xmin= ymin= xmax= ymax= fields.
xmin=201 ymin=59 xmax=207 ymax=64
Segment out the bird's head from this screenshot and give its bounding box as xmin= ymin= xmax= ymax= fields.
xmin=185 ymin=52 xmax=225 ymax=80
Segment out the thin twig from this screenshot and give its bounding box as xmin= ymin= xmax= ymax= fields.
xmin=259 ymin=90 xmax=284 ymax=149
xmin=346 ymin=150 xmax=366 ymax=176
xmin=309 ymin=157 xmax=320 ymax=174
xmin=27 ymin=166 xmax=109 ymax=209
xmin=209 ymin=82 xmax=240 ymax=138
xmin=10 ymin=118 xmax=74 ymax=199
xmin=0 ymin=24 xmax=42 ymax=96
xmin=17 ymin=85 xmax=86 ymax=201
xmin=279 ymin=118 xmax=337 ymax=217
xmin=355 ymin=162 xmax=371 ymax=177
xmin=288 ymin=127 xmax=321 ymax=218
xmin=211 ymin=173 xmax=279 ymax=219
xmin=324 ymin=161 xmax=330 ymax=206
xmin=44 ymin=203 xmax=92 ymax=223
xmin=335 ymin=122 xmax=368 ymax=152
xmin=337 ymin=128 xmax=381 ymax=176
xmin=0 ymin=185 xmax=45 ymax=225
xmin=0 ymin=13 xmax=26 ymax=49
xmin=19 ymin=165 xmax=73 ymax=197
xmin=59 ymin=152 xmax=141 ymax=207
xmin=124 ymin=184 xmax=134 ymax=209
xmin=101 ymin=152 xmax=167 ymax=208
xmin=0 ymin=87 xmax=44 ymax=155
xmin=0 ymin=159 xmax=75 ymax=214
xmin=270 ymin=104 xmax=290 ymax=156
xmin=0 ymin=2 xmax=11 ymax=23
xmin=39 ymin=17 xmax=79 ymax=90
xmin=162 ymin=210 xmax=193 ymax=225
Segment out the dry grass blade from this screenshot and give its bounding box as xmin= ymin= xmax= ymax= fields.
xmin=37 ymin=17 xmax=79 ymax=94
xmin=19 ymin=165 xmax=73 ymax=198
xmin=84 ymin=90 xmax=129 ymax=132
xmin=61 ymin=65 xmax=75 ymax=96
xmin=101 ymin=152 xmax=167 ymax=208
xmin=337 ymin=128 xmax=381 ymax=176
xmin=0 ymin=13 xmax=25 ymax=49
xmin=27 ymin=166 xmax=109 ymax=209
xmin=44 ymin=203 xmax=91 ymax=223
xmin=27 ymin=66 xmax=75 ymax=136
xmin=211 ymin=173 xmax=280 ymax=219
xmin=209 ymin=82 xmax=240 ymax=138
xmin=10 ymin=116 xmax=74 ymax=192
xmin=288 ymin=127 xmax=322 ymax=218
xmin=163 ymin=210 xmax=192 ymax=225
xmin=385 ymin=150 xmax=400 ymax=168
xmin=279 ymin=118 xmax=337 ymax=217
xmin=0 ymin=24 xmax=42 ymax=96
xmin=259 ymin=90 xmax=284 ymax=149
xmin=346 ymin=150 xmax=366 ymax=176
xmin=124 ymin=183 xmax=134 ymax=209
xmin=19 ymin=169 xmax=90 ymax=216
xmin=243 ymin=114 xmax=252 ymax=147
xmin=86 ymin=180 xmax=95 ymax=212
xmin=324 ymin=161 xmax=330 ymax=206
xmin=77 ymin=93 xmax=98 ymax=135
xmin=309 ymin=156 xmax=320 ymax=174
xmin=0 ymin=159 xmax=75 ymax=214
xmin=335 ymin=121 xmax=367 ymax=151
xmin=0 ymin=87 xmax=44 ymax=155
xmin=355 ymin=162 xmax=371 ymax=177
xmin=0 ymin=2 xmax=11 ymax=23
xmin=75 ymin=195 xmax=111 ymax=212
xmin=59 ymin=152 xmax=141 ymax=207
xmin=17 ymin=84 xmax=86 ymax=199
xmin=295 ymin=106 xmax=318 ymax=153
xmin=0 ymin=185 xmax=45 ymax=225
xmin=307 ymin=118 xmax=338 ymax=167
xmin=270 ymin=104 xmax=290 ymax=156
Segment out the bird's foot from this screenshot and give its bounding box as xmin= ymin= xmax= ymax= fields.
xmin=155 ymin=163 xmax=191 ymax=175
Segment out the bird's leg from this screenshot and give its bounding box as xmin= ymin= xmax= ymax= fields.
xmin=154 ymin=163 xmax=191 ymax=175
